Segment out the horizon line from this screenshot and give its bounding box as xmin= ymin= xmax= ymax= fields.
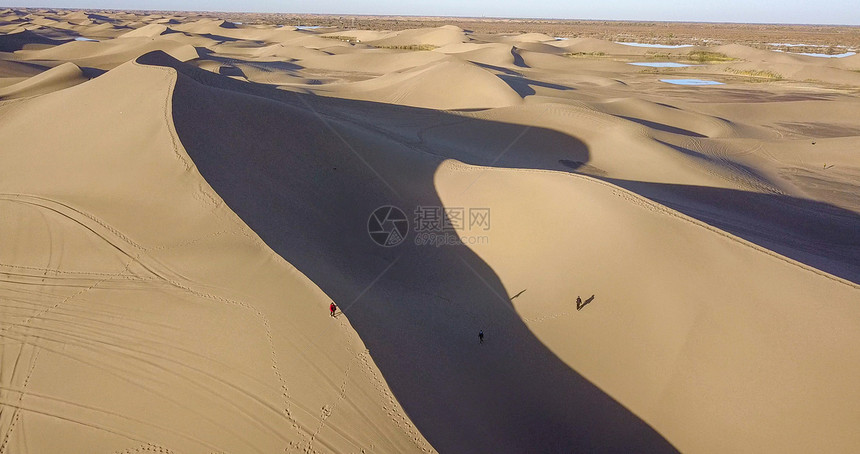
xmin=8 ymin=6 xmax=860 ymax=27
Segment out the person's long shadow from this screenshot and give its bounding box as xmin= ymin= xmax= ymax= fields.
xmin=138 ymin=51 xmax=677 ymax=453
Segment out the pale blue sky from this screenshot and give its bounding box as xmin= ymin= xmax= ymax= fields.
xmin=14 ymin=0 xmax=860 ymax=25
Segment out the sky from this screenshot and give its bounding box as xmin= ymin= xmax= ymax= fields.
xmin=13 ymin=0 xmax=860 ymax=25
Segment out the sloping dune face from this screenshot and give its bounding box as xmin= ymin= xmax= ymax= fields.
xmin=433 ymin=162 xmax=860 ymax=453
xmin=324 ymin=58 xmax=523 ymax=109
xmin=363 ymin=25 xmax=468 ymax=47
xmin=142 ymin=49 xmax=860 ymax=453
xmin=142 ymin=51 xmax=675 ymax=453
xmin=0 ymin=57 xmax=432 ymax=454
xmin=3 ymin=9 xmax=860 ymax=454
xmin=0 ymin=61 xmax=86 ymax=99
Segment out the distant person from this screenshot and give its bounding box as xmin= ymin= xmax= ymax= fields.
xmin=330 ymin=302 xmax=337 ymax=317
xmin=576 ymin=296 xmax=582 ymax=311
xmin=479 ymin=330 xmax=484 ymax=343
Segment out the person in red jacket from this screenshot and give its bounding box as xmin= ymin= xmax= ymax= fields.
xmin=330 ymin=302 xmax=337 ymax=317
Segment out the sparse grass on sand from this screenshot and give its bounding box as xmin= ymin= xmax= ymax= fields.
xmin=687 ymin=51 xmax=738 ymax=63
xmin=321 ymin=35 xmax=359 ymax=43
xmin=638 ymin=68 xmax=674 ymax=74
xmin=643 ymin=50 xmax=738 ymax=63
xmin=726 ymin=68 xmax=784 ymax=81
xmin=645 ymin=52 xmax=672 ymax=60
xmin=564 ymin=51 xmax=606 ymax=58
xmin=373 ymin=44 xmax=438 ymax=51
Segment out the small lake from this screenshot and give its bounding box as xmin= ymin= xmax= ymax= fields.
xmin=773 ymin=50 xmax=856 ymax=58
xmin=769 ymin=43 xmax=824 ymax=47
xmin=74 ymin=37 xmax=98 ymax=41
xmin=660 ymin=79 xmax=723 ymax=86
xmin=295 ymin=25 xmax=322 ymax=30
xmin=630 ymin=62 xmax=695 ymax=67
xmin=616 ymin=42 xmax=693 ymax=49
xmin=796 ymin=51 xmax=856 ymax=58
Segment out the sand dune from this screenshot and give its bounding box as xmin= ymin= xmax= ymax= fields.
xmin=298 ymin=49 xmax=448 ymax=75
xmin=556 ymin=37 xmax=667 ymax=55
xmin=245 ymin=43 xmax=331 ymax=60
xmin=0 ymin=56 xmax=433 ymax=454
xmin=322 ymin=58 xmax=523 ymax=109
xmin=363 ymin=25 xmax=468 ymax=47
xmin=321 ymin=29 xmax=394 ymax=43
xmin=149 ymin=49 xmax=859 ymax=452
xmin=2 ymin=10 xmax=860 ymax=454
xmin=0 ymin=29 xmax=68 ymax=51
xmin=13 ymin=37 xmax=198 ymax=70
xmin=728 ymin=60 xmax=860 ymax=85
xmin=118 ymin=23 xmax=170 ymax=38
xmin=831 ymin=53 xmax=860 ymax=69
xmin=511 ymin=41 xmax=569 ymax=55
xmin=496 ymin=32 xmax=555 ymax=43
xmin=141 ymin=51 xmax=674 ymax=452
xmin=436 ymin=43 xmax=525 ymax=68
xmin=433 ymin=161 xmax=860 ymax=453
xmin=712 ymin=44 xmax=860 ymax=85
xmin=0 ymin=61 xmax=86 ymax=99
xmin=0 ymin=59 xmax=45 ymax=79
xmin=716 ymin=43 xmax=818 ymax=64
xmin=169 ymin=18 xmax=235 ymax=35
xmin=593 ymin=97 xmax=739 ymax=138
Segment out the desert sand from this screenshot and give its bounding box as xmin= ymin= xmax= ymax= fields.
xmin=1 ymin=8 xmax=859 ymax=454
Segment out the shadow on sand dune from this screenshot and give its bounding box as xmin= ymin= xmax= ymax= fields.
xmin=0 ymin=29 xmax=69 ymax=52
xmin=618 ymin=116 xmax=706 ymax=137
xmin=138 ymin=51 xmax=677 ymax=453
xmin=603 ymin=179 xmax=860 ymax=284
xmin=497 ymin=74 xmax=575 ymax=96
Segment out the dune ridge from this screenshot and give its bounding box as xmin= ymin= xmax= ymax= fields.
xmin=0 ymin=61 xmax=86 ymax=99
xmin=0 ymin=54 xmax=433 ymax=454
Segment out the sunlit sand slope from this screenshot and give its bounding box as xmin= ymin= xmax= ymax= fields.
xmin=0 ymin=59 xmax=433 ymax=454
